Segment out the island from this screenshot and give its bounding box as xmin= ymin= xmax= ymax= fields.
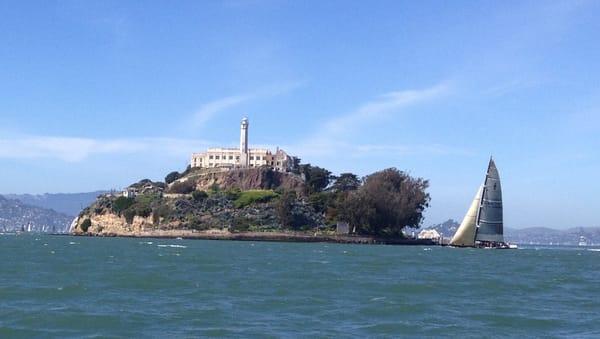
xmin=71 ymin=118 xmax=432 ymax=245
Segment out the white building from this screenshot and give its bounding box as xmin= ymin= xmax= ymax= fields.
xmin=417 ymin=229 xmax=441 ymax=241
xmin=190 ymin=118 xmax=298 ymax=172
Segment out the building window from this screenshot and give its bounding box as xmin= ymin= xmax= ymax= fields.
xmin=236 ymin=156 xmax=240 ymax=160
xmin=229 ymin=156 xmax=233 ymax=160
xmin=250 ymin=156 xmax=254 ymax=160
xmin=215 ymin=156 xmax=220 ymax=160
xmin=209 ymin=155 xmax=214 ymax=160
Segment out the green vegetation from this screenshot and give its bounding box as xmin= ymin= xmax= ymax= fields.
xmin=331 ymin=173 xmax=361 ymax=192
xmin=80 ymin=218 xmax=92 ymax=232
xmin=234 ymin=190 xmax=278 ymax=208
xmin=165 ymin=171 xmax=181 ymax=184
xmin=231 ymin=216 xmax=252 ymax=233
xmin=192 ymin=190 xmax=208 ymax=202
xmin=112 ymin=196 xmax=134 ymax=215
xmin=124 ymin=209 xmax=136 ymax=224
xmin=79 ymin=163 xmax=430 ymax=238
xmin=168 ymin=180 xmax=196 ymax=194
xmin=299 ymin=164 xmax=333 ymax=194
xmin=337 ymin=168 xmax=430 ymax=237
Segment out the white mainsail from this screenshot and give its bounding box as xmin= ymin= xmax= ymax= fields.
xmin=449 ymin=186 xmax=483 ymax=247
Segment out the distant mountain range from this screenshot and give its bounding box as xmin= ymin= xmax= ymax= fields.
xmin=424 ymin=220 xmax=600 ymax=246
xmin=3 ymin=191 xmax=107 ymax=216
xmin=0 ymin=195 xmax=73 ymax=233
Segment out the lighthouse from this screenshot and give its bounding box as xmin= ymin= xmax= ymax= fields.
xmin=240 ymin=117 xmax=249 ymax=167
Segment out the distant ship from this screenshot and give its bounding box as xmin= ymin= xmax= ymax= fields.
xmin=450 ymin=158 xmax=516 ymax=249
xmin=578 ymin=236 xmax=588 ymax=247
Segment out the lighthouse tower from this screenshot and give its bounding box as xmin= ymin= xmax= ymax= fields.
xmin=240 ymin=117 xmax=249 ymax=167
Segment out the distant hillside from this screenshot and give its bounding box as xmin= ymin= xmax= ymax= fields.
xmin=423 ymin=219 xmax=600 ymax=245
xmin=0 ymin=195 xmax=73 ymax=233
xmin=420 ymin=219 xmax=460 ymax=238
xmin=505 ymin=227 xmax=600 ymax=246
xmin=4 ymin=191 xmax=107 ymax=216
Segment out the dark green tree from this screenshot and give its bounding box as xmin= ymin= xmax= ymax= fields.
xmin=300 ymin=164 xmax=333 ymax=194
xmin=165 ymin=171 xmax=181 ymax=184
xmin=112 ymin=196 xmax=135 ymax=215
xmin=80 ymin=218 xmax=92 ymax=232
xmin=338 ymin=168 xmax=430 ymax=237
xmin=275 ymin=190 xmax=297 ymax=228
xmin=331 ymin=173 xmax=361 ymax=192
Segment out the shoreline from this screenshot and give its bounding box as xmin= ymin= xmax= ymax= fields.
xmin=62 ymin=230 xmax=436 ymax=246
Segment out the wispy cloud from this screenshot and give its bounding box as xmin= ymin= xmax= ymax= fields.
xmin=191 ymin=94 xmax=253 ymax=129
xmin=324 ymin=82 xmax=450 ymax=136
xmin=0 ymin=136 xmax=211 ymax=162
xmin=190 ymin=81 xmax=305 ymax=129
xmin=289 ymin=82 xmax=453 ymax=158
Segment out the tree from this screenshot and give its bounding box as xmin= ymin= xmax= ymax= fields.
xmin=165 ymin=171 xmax=181 ymax=184
xmin=112 ymin=196 xmax=135 ymax=215
xmin=300 ymin=164 xmax=333 ymax=194
xmin=338 ymin=168 xmax=430 ymax=237
xmin=331 ymin=173 xmax=361 ymax=192
xmin=275 ymin=190 xmax=297 ymax=228
xmin=80 ymin=218 xmax=92 ymax=233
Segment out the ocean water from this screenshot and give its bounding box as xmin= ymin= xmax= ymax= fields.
xmin=1 ymin=234 xmax=599 ymax=338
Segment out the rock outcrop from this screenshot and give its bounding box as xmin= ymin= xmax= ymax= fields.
xmin=175 ymin=167 xmax=306 ymax=196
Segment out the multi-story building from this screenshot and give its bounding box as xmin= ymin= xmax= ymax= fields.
xmin=190 ymin=118 xmax=298 ymax=172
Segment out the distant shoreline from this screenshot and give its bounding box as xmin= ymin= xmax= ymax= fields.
xmin=64 ymin=230 xmax=436 ymax=246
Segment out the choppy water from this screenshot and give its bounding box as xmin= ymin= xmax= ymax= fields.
xmin=1 ymin=234 xmax=599 ymax=338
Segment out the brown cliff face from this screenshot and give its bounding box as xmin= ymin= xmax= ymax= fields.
xmin=182 ymin=167 xmax=306 ymax=196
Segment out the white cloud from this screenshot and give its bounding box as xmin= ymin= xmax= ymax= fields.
xmin=191 ymin=94 xmax=253 ymax=129
xmin=190 ymin=80 xmax=305 ymax=129
xmin=324 ymin=82 xmax=450 ymax=136
xmin=290 ymin=82 xmax=453 ymax=158
xmin=0 ymin=136 xmax=211 ymax=162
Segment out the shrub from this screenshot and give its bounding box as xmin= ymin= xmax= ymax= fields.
xmin=224 ymin=188 xmax=242 ymax=201
xmin=231 ymin=216 xmax=252 ymax=233
xmin=152 ymin=205 xmax=172 ymax=225
xmin=186 ymin=214 xmax=208 ymax=230
xmin=209 ymin=183 xmax=221 ymax=194
xmin=112 ymin=196 xmax=134 ymax=215
xmin=123 ymin=209 xmax=136 ymax=224
xmin=234 ymin=190 xmax=278 ymax=208
xmin=80 ymin=218 xmax=92 ymax=232
xmin=136 ymin=206 xmax=152 ymax=218
xmin=169 ymin=180 xmax=196 ymax=194
xmin=192 ymin=190 xmax=208 ymax=202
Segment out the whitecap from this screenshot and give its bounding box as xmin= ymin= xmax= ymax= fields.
xmin=69 ymin=242 xmax=77 ymax=245
xmin=587 ymin=249 xmax=600 ymax=252
xmin=157 ymin=244 xmax=187 ymax=248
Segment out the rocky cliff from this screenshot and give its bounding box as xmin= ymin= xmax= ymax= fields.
xmin=174 ymin=167 xmax=307 ymax=196
xmin=72 ymin=168 xmax=325 ymax=236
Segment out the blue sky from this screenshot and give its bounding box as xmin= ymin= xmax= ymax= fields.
xmin=1 ymin=0 xmax=599 ymax=228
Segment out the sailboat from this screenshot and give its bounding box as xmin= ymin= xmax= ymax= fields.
xmin=450 ymin=158 xmax=517 ymax=249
